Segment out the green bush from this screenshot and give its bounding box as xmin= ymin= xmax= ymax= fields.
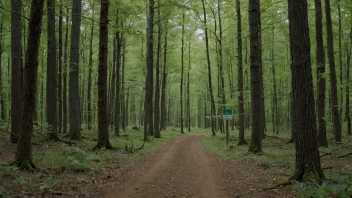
xmin=293 ymin=181 xmax=352 ymax=198
xmin=43 ymin=147 xmax=104 ymax=173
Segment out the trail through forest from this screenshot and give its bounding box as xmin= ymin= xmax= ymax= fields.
xmin=107 ymin=134 xmax=293 ymax=198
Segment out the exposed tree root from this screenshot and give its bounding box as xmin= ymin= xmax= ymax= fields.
xmin=12 ymin=159 xmax=37 ymax=172
xmin=93 ymin=141 xmax=115 ymax=150
xmin=338 ymin=152 xmax=352 ymax=158
xmin=263 ymin=180 xmax=292 ymax=191
xmin=134 ymin=141 xmax=145 ymax=152
xmin=320 ymin=140 xmax=352 ymax=158
xmin=265 ymin=135 xmax=279 ymax=139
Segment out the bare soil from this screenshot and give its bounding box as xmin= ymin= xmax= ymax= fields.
xmin=106 ymin=134 xmax=295 ymax=198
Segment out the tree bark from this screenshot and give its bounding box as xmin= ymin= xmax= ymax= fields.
xmin=325 ymin=0 xmax=342 ymax=144
xmin=114 ymin=9 xmax=121 ymax=136
xmin=87 ymin=5 xmax=94 ymax=130
xmin=15 ymin=0 xmax=45 ymax=170
xmin=315 ymin=0 xmax=327 ymax=147
xmin=69 ymin=0 xmax=82 ymax=140
xmin=144 ymin=0 xmax=154 ymax=141
xmin=180 ymin=11 xmax=185 ymax=134
xmin=288 ymin=0 xmax=325 ymax=182
xmin=236 ymin=0 xmax=247 ymax=146
xmin=94 ymin=0 xmax=112 ymax=150
xmin=202 ymin=0 xmax=216 ymax=136
xmin=58 ymin=2 xmax=63 ymax=133
xmin=63 ymin=6 xmax=69 ymax=134
xmin=47 ymin=0 xmax=58 ymax=140
xmin=248 ymin=0 xmax=263 ymax=153
xmin=154 ymin=0 xmax=162 ymax=138
xmin=11 ymin=0 xmax=22 ymax=143
xmin=160 ymin=27 xmax=168 ymax=131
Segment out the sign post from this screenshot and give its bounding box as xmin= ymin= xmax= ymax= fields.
xmin=223 ymin=109 xmax=233 ymax=145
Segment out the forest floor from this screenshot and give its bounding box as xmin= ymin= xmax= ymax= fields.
xmin=0 ymin=126 xmax=352 ymax=197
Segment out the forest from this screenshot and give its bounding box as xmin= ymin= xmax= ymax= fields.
xmin=0 ymin=0 xmax=352 ymax=197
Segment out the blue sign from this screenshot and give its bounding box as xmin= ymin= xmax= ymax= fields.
xmin=223 ymin=109 xmax=233 ymax=120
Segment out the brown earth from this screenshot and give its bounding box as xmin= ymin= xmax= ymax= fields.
xmin=106 ymin=134 xmax=294 ymax=198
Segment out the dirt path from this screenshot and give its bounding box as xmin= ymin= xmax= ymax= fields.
xmin=106 ymin=134 xmax=294 ymax=198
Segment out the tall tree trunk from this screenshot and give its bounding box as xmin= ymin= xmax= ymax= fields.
xmin=58 ymin=2 xmax=63 ymax=133
xmin=47 ymin=0 xmax=58 ymax=140
xmin=218 ymin=0 xmax=225 ymax=134
xmin=94 ymin=0 xmax=112 ymax=149
xmin=187 ymin=38 xmax=191 ymax=132
xmin=154 ymin=0 xmax=162 ymax=138
xmin=0 ymin=18 xmax=5 ymax=123
xmin=236 ymin=0 xmax=246 ymax=146
xmin=15 ymin=0 xmax=45 ymax=170
xmin=338 ymin=0 xmax=343 ymax=118
xmin=346 ymin=51 xmax=351 ymax=135
xmin=325 ymin=0 xmax=342 ymax=143
xmin=180 ymin=11 xmax=185 ymax=134
xmin=288 ymin=0 xmax=325 ymax=182
xmin=121 ymin=38 xmax=127 ymax=132
xmin=87 ymin=5 xmax=94 ymax=130
xmin=144 ymin=0 xmax=155 ymax=141
xmin=63 ymin=7 xmax=69 ymax=133
xmin=271 ymin=27 xmax=278 ymax=134
xmin=11 ymin=0 xmax=22 ymax=143
xmin=114 ymin=10 xmax=121 ymax=136
xmin=160 ymin=27 xmax=168 ymax=131
xmin=202 ymin=0 xmax=216 ymax=136
xmin=69 ymin=0 xmax=82 ymax=140
xmin=248 ymin=0 xmax=263 ymax=153
xmin=315 ymin=0 xmax=327 ymax=147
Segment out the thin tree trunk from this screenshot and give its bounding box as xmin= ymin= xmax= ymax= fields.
xmin=15 ymin=0 xmax=45 ymax=170
xmin=202 ymin=0 xmax=216 ymax=136
xmin=154 ymin=0 xmax=162 ymax=138
xmin=315 ymin=0 xmax=327 ymax=147
xmin=180 ymin=11 xmax=185 ymax=134
xmin=236 ymin=0 xmax=247 ymax=146
xmin=58 ymin=2 xmax=63 ymax=133
xmin=87 ymin=5 xmax=94 ymax=130
xmin=187 ymin=38 xmax=191 ymax=132
xmin=325 ymin=0 xmax=342 ymax=144
xmin=114 ymin=9 xmax=121 ymax=136
xmin=160 ymin=27 xmax=168 ymax=131
xmin=338 ymin=1 xmax=343 ymax=118
xmin=218 ymin=0 xmax=225 ymax=134
xmin=271 ymin=27 xmax=278 ymax=134
xmin=0 ymin=18 xmax=5 ymax=123
xmin=63 ymin=6 xmax=69 ymax=133
xmin=69 ymin=0 xmax=82 ymax=140
xmin=288 ymin=0 xmax=325 ymax=181
xmin=11 ymin=0 xmax=22 ymax=143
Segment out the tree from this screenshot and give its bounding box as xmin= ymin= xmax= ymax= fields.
xmin=202 ymin=0 xmax=216 ymax=136
xmin=315 ymin=0 xmax=327 ymax=147
xmin=160 ymin=26 xmax=168 ymax=131
xmin=94 ymin=0 xmax=113 ymax=150
xmin=144 ymin=0 xmax=155 ymax=141
xmin=248 ymin=0 xmax=263 ymax=153
xmin=11 ymin=0 xmax=22 ymax=143
xmin=325 ymin=0 xmax=342 ymax=144
xmin=154 ymin=0 xmax=162 ymax=138
xmin=69 ymin=0 xmax=82 ymax=140
xmin=14 ymin=0 xmax=45 ymax=170
xmin=288 ymin=0 xmax=325 ymax=182
xmin=87 ymin=4 xmax=94 ymax=131
xmin=236 ymin=0 xmax=246 ymax=146
xmin=58 ymin=1 xmax=63 ymax=133
xmin=47 ymin=0 xmax=58 ymax=140
xmin=180 ymin=11 xmax=185 ymax=134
